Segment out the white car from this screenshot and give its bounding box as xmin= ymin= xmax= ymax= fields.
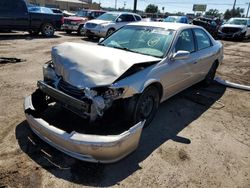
xmin=218 ymin=17 xmax=250 ymax=40
xmin=83 ymin=12 xmax=142 ymax=39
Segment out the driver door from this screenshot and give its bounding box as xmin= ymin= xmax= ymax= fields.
xmin=161 ymin=29 xmax=198 ymax=99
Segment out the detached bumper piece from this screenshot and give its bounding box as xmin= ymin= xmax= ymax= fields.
xmin=24 ymin=95 xmax=144 ymax=163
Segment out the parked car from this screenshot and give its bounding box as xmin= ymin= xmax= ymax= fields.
xmin=61 ymin=9 xmax=106 ymax=35
xmin=0 ymin=0 xmax=63 ymax=37
xmin=164 ymin=16 xmax=189 ymax=24
xmin=83 ymin=12 xmax=142 ymax=39
xmin=24 ymin=22 xmax=223 ymax=162
xmin=192 ymin=17 xmax=221 ymax=38
xmin=218 ymin=17 xmax=250 ymax=40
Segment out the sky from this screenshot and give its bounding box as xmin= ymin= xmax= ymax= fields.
xmin=93 ymin=0 xmax=250 ymax=14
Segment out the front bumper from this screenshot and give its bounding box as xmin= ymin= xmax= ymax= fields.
xmin=24 ymin=95 xmax=144 ymax=163
xmin=83 ymin=27 xmax=107 ymax=37
xmin=61 ymin=24 xmax=79 ymax=31
xmin=218 ymin=31 xmax=245 ymax=39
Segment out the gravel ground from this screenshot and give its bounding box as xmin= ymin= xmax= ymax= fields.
xmin=0 ymin=31 xmax=249 ymax=188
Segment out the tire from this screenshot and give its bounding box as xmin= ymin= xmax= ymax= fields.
xmin=66 ymin=30 xmax=72 ymax=34
xmin=41 ymin=23 xmax=55 ymax=37
xmin=77 ymin=25 xmax=84 ymax=36
xmin=203 ymin=62 xmax=218 ymax=86
xmin=132 ymin=86 xmax=160 ymax=127
xmin=106 ymin=28 xmax=115 ymax=37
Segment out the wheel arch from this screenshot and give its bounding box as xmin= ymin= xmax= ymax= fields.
xmin=141 ymin=80 xmax=163 ymax=101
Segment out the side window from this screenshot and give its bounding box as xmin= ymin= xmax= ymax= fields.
xmin=135 ymin=15 xmax=141 ymax=21
xmin=175 ymin=29 xmax=195 ymax=53
xmin=119 ymin=14 xmax=135 ymax=22
xmin=193 ymin=29 xmax=211 ymax=50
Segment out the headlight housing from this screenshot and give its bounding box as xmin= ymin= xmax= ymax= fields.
xmin=103 ymin=88 xmax=124 ymax=99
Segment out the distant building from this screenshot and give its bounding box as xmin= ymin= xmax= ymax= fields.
xmin=26 ymin=0 xmax=101 ymax=11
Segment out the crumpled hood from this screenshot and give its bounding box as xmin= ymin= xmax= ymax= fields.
xmin=51 ymin=42 xmax=161 ymax=88
xmin=220 ymin=24 xmax=246 ymax=29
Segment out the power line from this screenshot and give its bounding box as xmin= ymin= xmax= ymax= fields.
xmin=247 ymin=2 xmax=250 ymax=17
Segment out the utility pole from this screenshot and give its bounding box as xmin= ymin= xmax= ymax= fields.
xmin=115 ymin=0 xmax=117 ymax=10
xmin=246 ymin=2 xmax=250 ymax=17
xmin=133 ymin=0 xmax=137 ymax=13
xmin=233 ymin=0 xmax=236 ymax=10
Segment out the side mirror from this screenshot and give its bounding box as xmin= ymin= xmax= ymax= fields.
xmin=99 ymin=38 xmax=104 ymax=43
xmin=172 ymin=50 xmax=190 ymax=60
xmin=116 ymin=18 xmax=122 ymax=22
xmin=247 ymin=25 xmax=250 ymax=27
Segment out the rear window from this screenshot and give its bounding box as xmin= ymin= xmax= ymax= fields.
xmin=135 ymin=15 xmax=142 ymax=21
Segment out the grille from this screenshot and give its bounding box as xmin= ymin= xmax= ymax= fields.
xmin=64 ymin=19 xmax=71 ymax=24
xmin=85 ymin=23 xmax=97 ymax=28
xmin=222 ymin=27 xmax=241 ymax=34
xmin=58 ymin=79 xmax=84 ymax=99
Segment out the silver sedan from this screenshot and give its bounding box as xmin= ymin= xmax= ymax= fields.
xmin=24 ymin=22 xmax=223 ymax=162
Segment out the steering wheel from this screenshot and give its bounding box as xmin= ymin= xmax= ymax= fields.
xmin=147 ymin=37 xmax=160 ymax=47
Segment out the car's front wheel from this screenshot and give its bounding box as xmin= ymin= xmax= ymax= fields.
xmin=132 ymin=86 xmax=160 ymax=127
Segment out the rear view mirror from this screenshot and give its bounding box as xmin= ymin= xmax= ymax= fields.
xmin=172 ymin=50 xmax=190 ymax=60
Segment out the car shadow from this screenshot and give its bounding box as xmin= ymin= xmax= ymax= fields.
xmin=0 ymin=32 xmax=61 ymax=40
xmin=81 ymin=36 xmax=100 ymax=43
xmin=15 ymin=82 xmax=226 ymax=186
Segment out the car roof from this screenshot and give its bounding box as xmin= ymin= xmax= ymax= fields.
xmin=106 ymin=11 xmax=140 ymax=16
xmin=127 ymin=22 xmax=201 ymax=30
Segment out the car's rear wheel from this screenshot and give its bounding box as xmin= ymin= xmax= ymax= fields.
xmin=106 ymin=28 xmax=115 ymax=37
xmin=203 ymin=62 xmax=218 ymax=86
xmin=41 ymin=23 xmax=55 ymax=37
xmin=132 ymin=86 xmax=160 ymax=127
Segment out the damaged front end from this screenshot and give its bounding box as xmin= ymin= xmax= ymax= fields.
xmin=41 ymin=61 xmax=126 ymax=122
xmin=24 ymin=95 xmax=145 ymax=163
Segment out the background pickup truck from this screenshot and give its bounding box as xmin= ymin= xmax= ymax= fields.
xmin=0 ymin=0 xmax=63 ymax=37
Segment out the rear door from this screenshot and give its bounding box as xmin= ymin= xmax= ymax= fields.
xmin=192 ymin=28 xmax=214 ymax=81
xmin=0 ymin=0 xmax=13 ymax=29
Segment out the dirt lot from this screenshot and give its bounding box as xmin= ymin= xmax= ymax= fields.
xmin=0 ymin=31 xmax=249 ymax=188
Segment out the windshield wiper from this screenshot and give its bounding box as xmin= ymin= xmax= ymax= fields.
xmin=111 ymin=46 xmax=135 ymax=53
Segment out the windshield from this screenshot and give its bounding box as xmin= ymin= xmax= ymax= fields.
xmin=76 ymin=10 xmax=89 ymax=17
xmin=97 ymin=13 xmax=119 ymax=21
xmin=165 ymin=16 xmax=181 ymax=23
xmin=101 ymin=25 xmax=175 ymax=58
xmin=227 ymin=18 xmax=247 ymax=25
